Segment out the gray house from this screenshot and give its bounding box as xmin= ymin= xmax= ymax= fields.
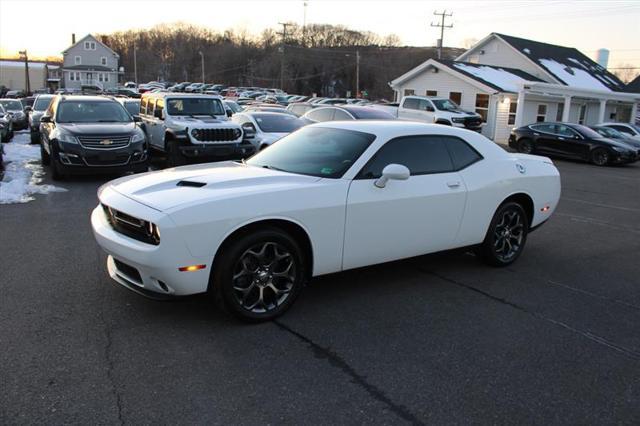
xmin=62 ymin=34 xmax=120 ymax=90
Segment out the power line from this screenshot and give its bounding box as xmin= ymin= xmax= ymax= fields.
xmin=430 ymin=10 xmax=453 ymax=60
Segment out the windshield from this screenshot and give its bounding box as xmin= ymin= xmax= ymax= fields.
xmin=34 ymin=97 xmax=53 ymax=111
xmin=573 ymin=124 xmax=605 ymax=139
xmin=432 ymin=99 xmax=460 ymax=111
xmin=594 ymin=127 xmax=622 ymax=138
xmin=253 ymin=114 xmax=305 ymax=133
xmin=0 ymin=100 xmax=23 ymax=111
xmin=225 ymin=101 xmax=243 ymax=113
xmin=167 ymin=98 xmax=225 ymax=116
xmin=349 ymin=108 xmax=395 ymax=119
xmin=246 ymin=127 xmax=375 ymax=178
xmin=56 ymin=100 xmax=132 ymax=123
xmin=123 ymin=101 xmax=140 ymax=116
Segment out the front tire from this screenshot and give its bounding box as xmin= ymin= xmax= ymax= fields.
xmin=211 ymin=228 xmax=307 ymax=322
xmin=591 ymin=148 xmax=609 ymax=166
xmin=40 ymin=142 xmax=50 ymax=166
xmin=477 ymin=202 xmax=528 ymax=267
xmin=166 ymin=139 xmax=185 ymax=168
xmin=30 ymin=132 xmax=39 ymax=144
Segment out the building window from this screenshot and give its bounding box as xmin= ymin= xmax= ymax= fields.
xmin=84 ymin=41 xmax=96 ymax=50
xmin=536 ymin=104 xmax=547 ymax=122
xmin=104 ymin=73 xmax=109 ymax=82
xmin=74 ymin=56 xmax=81 ymax=65
xmin=426 ymin=90 xmax=437 ymax=96
xmin=578 ymin=104 xmax=587 ymax=124
xmin=98 ymin=73 xmax=103 ymax=82
xmin=404 ymin=89 xmax=415 ymax=96
xmin=556 ymin=103 xmax=564 ymax=121
xmin=508 ymin=101 xmax=517 ymax=125
xmin=449 ymin=92 xmax=462 ymax=105
xmin=475 ymin=94 xmax=489 ymax=123
xmin=101 ymin=57 xmax=107 ymax=66
xmin=69 ymin=72 xmax=74 ymax=81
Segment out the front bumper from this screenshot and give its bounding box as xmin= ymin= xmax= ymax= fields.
xmin=57 ymin=140 xmax=149 ymax=173
xmin=91 ymin=192 xmax=211 ymax=296
xmin=179 ymin=141 xmax=256 ymax=159
xmin=611 ymin=150 xmax=639 ymax=164
xmin=11 ymin=116 xmax=28 ymax=130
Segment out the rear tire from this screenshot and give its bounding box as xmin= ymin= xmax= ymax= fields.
xmin=517 ymin=138 xmax=534 ymax=154
xmin=211 ymin=227 xmax=307 ymax=322
xmin=477 ymin=202 xmax=529 ymax=267
xmin=591 ymin=148 xmax=609 ymax=166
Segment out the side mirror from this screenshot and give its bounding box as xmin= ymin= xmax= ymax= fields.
xmin=226 ymin=109 xmax=233 ymax=118
xmin=40 ymin=115 xmax=52 ymax=123
xmin=133 ymin=115 xmax=142 ymax=122
xmin=425 ymin=106 xmax=435 ymax=112
xmin=24 ymin=106 xmax=33 ymax=113
xmin=374 ymin=164 xmax=410 ymax=188
xmin=154 ymin=109 xmax=163 ymax=119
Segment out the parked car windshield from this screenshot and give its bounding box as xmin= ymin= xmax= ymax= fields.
xmin=246 ymin=126 xmax=375 ymax=178
xmin=123 ymin=101 xmax=140 ymax=116
xmin=432 ymin=99 xmax=460 ymax=111
xmin=225 ymin=101 xmax=243 ymax=113
xmin=56 ymin=101 xmax=132 ymax=123
xmin=166 ymin=98 xmax=225 ymax=116
xmin=593 ymin=127 xmax=623 ymax=138
xmin=253 ymin=114 xmax=305 ymax=133
xmin=572 ymin=124 xmax=605 ymax=139
xmin=34 ymin=97 xmax=54 ymax=111
xmin=0 ymin=100 xmax=23 ymax=111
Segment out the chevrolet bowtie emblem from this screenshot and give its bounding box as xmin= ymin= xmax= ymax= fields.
xmin=100 ymin=139 xmax=113 ymax=145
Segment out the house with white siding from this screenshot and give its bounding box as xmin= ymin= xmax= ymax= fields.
xmin=62 ymin=34 xmax=120 ymax=91
xmin=389 ymin=33 xmax=640 ymax=143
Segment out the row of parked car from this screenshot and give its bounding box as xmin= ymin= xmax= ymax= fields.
xmin=1 ymin=91 xmax=639 ymax=180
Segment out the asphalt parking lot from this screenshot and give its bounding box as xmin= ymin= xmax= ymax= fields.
xmin=1 ymin=139 xmax=639 ymax=425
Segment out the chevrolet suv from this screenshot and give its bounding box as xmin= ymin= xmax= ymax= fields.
xmin=39 ymin=95 xmax=149 ymax=180
xmin=139 ymin=93 xmax=251 ymax=167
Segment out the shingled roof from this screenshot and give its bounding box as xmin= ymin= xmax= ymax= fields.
xmin=626 ymin=75 xmax=640 ymax=93
xmin=494 ymin=33 xmax=627 ymax=92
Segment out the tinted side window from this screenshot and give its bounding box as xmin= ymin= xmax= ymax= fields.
xmin=442 ymin=136 xmax=483 ymax=169
xmin=307 ymin=108 xmax=334 ymax=122
xmin=610 ymin=125 xmax=633 ymax=135
xmin=358 ymin=136 xmax=454 ymax=179
xmin=530 ymin=124 xmax=555 ymax=134
xmin=402 ymin=98 xmax=419 ymax=110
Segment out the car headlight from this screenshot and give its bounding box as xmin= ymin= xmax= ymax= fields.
xmin=57 ymin=131 xmax=78 ymax=144
xmin=612 ymin=146 xmax=629 ymax=153
xmin=131 ymin=132 xmax=145 ymax=143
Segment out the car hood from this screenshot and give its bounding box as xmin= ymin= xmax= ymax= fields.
xmin=172 ymin=116 xmax=229 ymax=124
xmin=596 ymin=137 xmax=639 ymax=151
xmin=443 ymin=109 xmax=479 ymax=117
xmin=58 ymin=122 xmax=137 ymax=135
xmin=106 ymin=161 xmax=322 ymax=211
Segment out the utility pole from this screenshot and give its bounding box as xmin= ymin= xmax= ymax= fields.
xmin=277 ymin=22 xmax=292 ymax=91
xmin=355 ymin=50 xmax=360 ymax=98
xmin=198 ymin=51 xmax=205 ymax=83
xmin=19 ymin=50 xmax=30 ymax=94
xmin=303 ymin=2 xmax=308 ymax=43
xmin=133 ymin=39 xmax=138 ymax=84
xmin=431 ymin=10 xmax=453 ymax=60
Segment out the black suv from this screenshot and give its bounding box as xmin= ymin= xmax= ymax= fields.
xmin=40 ymin=96 xmax=149 ymax=180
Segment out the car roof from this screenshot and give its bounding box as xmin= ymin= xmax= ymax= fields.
xmin=59 ymin=95 xmax=115 ymax=102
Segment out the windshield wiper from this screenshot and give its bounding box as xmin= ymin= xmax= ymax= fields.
xmin=260 ymin=164 xmax=287 ymax=172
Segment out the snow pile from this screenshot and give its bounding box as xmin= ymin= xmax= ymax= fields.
xmin=539 ymin=59 xmax=612 ymax=91
xmin=0 ymin=132 xmax=66 ymax=204
xmin=453 ymin=63 xmax=533 ymax=92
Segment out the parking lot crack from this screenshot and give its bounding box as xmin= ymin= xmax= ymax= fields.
xmin=273 ymin=320 xmax=425 ymax=425
xmin=418 ymin=269 xmax=640 ymax=363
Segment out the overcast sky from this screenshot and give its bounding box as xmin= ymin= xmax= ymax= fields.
xmin=1 ymin=0 xmax=639 ymax=69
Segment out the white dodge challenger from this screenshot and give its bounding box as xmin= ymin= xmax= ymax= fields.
xmin=92 ymin=121 xmax=561 ymax=321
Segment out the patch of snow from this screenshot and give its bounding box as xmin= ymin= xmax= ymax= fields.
xmin=523 ymin=48 xmax=531 ymax=54
xmin=539 ymin=59 xmax=612 ymax=91
xmin=567 ymin=58 xmax=585 ymax=69
xmin=603 ymin=75 xmax=621 ymax=86
xmin=453 ymin=63 xmax=533 ymax=92
xmin=0 ymin=132 xmax=66 ymax=204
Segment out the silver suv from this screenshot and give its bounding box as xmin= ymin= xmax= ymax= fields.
xmin=139 ymin=93 xmax=252 ymax=166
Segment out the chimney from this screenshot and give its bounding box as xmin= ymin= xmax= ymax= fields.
xmin=596 ymin=48 xmax=609 ymax=69
xmin=72 ymin=33 xmax=76 ymax=44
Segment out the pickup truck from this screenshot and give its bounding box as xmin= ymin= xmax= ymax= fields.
xmin=371 ymin=96 xmax=483 ymax=131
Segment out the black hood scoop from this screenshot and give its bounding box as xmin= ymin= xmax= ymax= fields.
xmin=176 ymin=180 xmax=206 ymax=188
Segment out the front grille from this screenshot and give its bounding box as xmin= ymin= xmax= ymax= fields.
xmin=78 ymin=135 xmax=130 ymax=149
xmin=102 ymin=204 xmax=160 ymax=245
xmin=192 ymin=128 xmax=240 ymax=142
xmin=84 ymin=154 xmax=131 ymax=166
xmin=464 ymin=117 xmax=482 ymax=128
xmin=113 ymin=258 xmax=143 ymax=284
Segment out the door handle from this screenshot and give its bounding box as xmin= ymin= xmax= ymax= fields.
xmin=558 ymin=137 xmax=565 ymax=140
xmin=447 ymin=181 xmax=461 ymax=188
xmin=533 ymin=133 xmax=540 ymax=136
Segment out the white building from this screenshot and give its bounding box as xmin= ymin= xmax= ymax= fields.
xmin=62 ymin=34 xmax=120 ymax=91
xmin=389 ymin=33 xmax=640 ymax=143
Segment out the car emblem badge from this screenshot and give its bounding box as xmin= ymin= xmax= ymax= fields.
xmin=516 ymin=163 xmax=526 ymax=174
xmin=100 ymin=139 xmax=113 ymax=145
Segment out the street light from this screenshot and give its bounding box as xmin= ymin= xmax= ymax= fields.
xmin=198 ymin=51 xmax=205 ymax=84
xmin=345 ymin=50 xmax=360 ymax=98
xmin=19 ymin=50 xmax=30 ymax=94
